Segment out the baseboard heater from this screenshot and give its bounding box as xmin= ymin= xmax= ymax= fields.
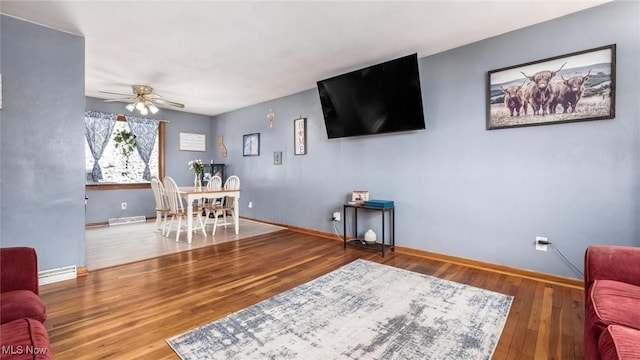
xmin=39 ymin=265 xmax=77 ymax=285
xmin=108 ymin=215 xmax=146 ymax=226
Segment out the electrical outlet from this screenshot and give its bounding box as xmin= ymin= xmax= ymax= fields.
xmin=248 ymin=201 xmax=253 ymax=208
xmin=121 ymin=202 xmax=127 ymax=210
xmin=332 ymin=212 xmax=341 ymax=222
xmin=535 ymin=236 xmax=548 ymax=251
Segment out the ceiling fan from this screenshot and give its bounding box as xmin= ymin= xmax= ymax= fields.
xmin=100 ymin=85 xmax=185 ymax=115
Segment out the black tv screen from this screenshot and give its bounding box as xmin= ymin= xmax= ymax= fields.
xmin=317 ymin=53 xmax=425 ymax=139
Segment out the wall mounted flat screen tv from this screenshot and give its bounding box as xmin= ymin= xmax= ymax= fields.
xmin=317 ymin=53 xmax=425 ymax=139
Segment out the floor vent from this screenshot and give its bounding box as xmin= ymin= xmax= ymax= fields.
xmin=108 ymin=216 xmax=146 ymax=226
xmin=39 ymin=265 xmax=77 ymax=285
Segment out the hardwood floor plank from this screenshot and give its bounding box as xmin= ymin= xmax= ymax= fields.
xmin=40 ymin=230 xmax=584 ymax=359
xmin=549 ymin=286 xmax=564 ymax=359
xmin=534 ymin=286 xmax=554 ymax=359
xmin=571 ymin=288 xmax=586 ymax=359
xmin=505 ymin=279 xmax=537 ymax=359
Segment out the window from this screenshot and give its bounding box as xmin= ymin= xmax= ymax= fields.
xmin=85 ymin=115 xmax=165 ymax=190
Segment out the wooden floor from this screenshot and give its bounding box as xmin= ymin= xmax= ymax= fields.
xmin=41 ymin=230 xmax=585 ymax=359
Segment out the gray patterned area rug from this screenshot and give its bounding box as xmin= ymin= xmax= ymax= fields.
xmin=167 ymin=259 xmax=513 ymax=360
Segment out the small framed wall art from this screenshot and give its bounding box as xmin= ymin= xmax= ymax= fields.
xmin=243 ymin=133 xmax=260 ymax=156
xmin=293 ymin=117 xmax=307 ymax=155
xmin=179 ymin=132 xmax=206 ymax=152
xmin=273 ymin=151 xmax=282 ymax=165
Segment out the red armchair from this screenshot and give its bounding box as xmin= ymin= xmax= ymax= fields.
xmin=0 ymin=247 xmax=52 ymax=360
xmin=584 ymin=245 xmax=640 ymax=360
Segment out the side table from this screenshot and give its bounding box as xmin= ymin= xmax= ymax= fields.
xmin=343 ymin=203 xmax=395 ymax=256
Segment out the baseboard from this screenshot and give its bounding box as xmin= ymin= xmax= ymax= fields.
xmin=286 ymin=225 xmax=343 ymax=241
xmin=394 ymin=246 xmax=583 ymax=289
xmin=242 ymin=217 xmax=583 ymax=289
xmin=77 ymin=266 xmax=89 ymax=277
xmin=108 ymin=215 xmax=146 ymax=226
xmin=239 ymin=216 xmax=341 ymax=241
xmin=86 ymin=221 xmax=109 ymax=228
xmin=39 ymin=265 xmax=77 ymax=285
xmin=86 ymin=216 xmax=160 ymax=229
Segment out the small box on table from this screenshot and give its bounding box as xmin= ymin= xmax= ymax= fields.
xmin=363 ymin=200 xmax=394 ymax=208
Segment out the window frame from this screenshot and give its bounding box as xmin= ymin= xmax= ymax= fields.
xmin=85 ymin=115 xmax=165 ymax=191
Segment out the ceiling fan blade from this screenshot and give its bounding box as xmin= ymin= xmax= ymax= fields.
xmin=99 ymin=90 xmax=133 ymax=96
xmin=145 ymin=94 xmax=161 ymax=99
xmin=153 ymin=98 xmax=185 ymax=108
xmin=103 ymin=98 xmax=135 ymax=102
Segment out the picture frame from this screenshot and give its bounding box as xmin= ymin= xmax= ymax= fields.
xmin=243 ymin=133 xmax=260 ymax=156
xmin=293 ymin=117 xmax=307 ymax=155
xmin=487 ymin=44 xmax=616 ymax=130
xmin=179 ymin=132 xmax=206 ymax=152
xmin=273 ymin=151 xmax=282 ymax=165
xmin=351 ymin=190 xmax=370 ymax=204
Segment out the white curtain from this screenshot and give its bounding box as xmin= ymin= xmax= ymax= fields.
xmin=126 ymin=115 xmax=160 ymax=181
xmin=84 ymin=110 xmax=117 ymax=182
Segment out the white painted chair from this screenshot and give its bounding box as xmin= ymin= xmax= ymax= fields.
xmin=203 ymin=176 xmax=223 ymax=231
xmin=163 ymin=176 xmax=207 ymax=242
xmin=150 ymin=177 xmax=169 ymax=235
xmin=210 ymin=175 xmax=240 ymax=236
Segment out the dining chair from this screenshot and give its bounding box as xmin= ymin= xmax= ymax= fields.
xmin=202 ymin=176 xmax=223 ymax=229
xmin=163 ymin=176 xmax=207 ymax=242
xmin=207 ymin=175 xmax=223 ymax=190
xmin=210 ymin=175 xmax=240 ymax=236
xmin=150 ymin=177 xmax=170 ymax=235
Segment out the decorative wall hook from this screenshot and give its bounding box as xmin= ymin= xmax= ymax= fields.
xmin=217 ymin=135 xmax=228 ymax=157
xmin=267 ymin=109 xmax=275 ymax=128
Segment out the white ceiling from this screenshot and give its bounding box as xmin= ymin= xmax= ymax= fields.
xmin=1 ymin=1 xmax=610 ymax=117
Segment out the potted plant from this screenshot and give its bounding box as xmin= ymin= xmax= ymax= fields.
xmin=189 ymin=159 xmax=204 ymax=189
xmin=113 ymin=129 xmax=137 ymax=177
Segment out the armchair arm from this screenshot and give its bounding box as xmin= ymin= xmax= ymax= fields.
xmin=585 ymin=245 xmax=640 ymax=289
xmin=0 ymin=247 xmax=39 ymax=295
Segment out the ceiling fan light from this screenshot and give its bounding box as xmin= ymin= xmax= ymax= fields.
xmin=125 ymin=103 xmax=135 ymax=112
xmin=140 ymin=106 xmax=149 ymax=116
xmin=135 ymin=101 xmax=145 ymax=111
xmin=148 ymin=103 xmax=159 ymax=114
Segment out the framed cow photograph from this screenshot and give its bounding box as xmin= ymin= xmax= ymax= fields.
xmin=487 ymin=44 xmax=616 ymax=130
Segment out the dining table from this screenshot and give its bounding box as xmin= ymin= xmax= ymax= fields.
xmin=178 ymin=186 xmax=241 ymax=243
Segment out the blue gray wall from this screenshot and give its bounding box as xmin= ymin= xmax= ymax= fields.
xmin=1 ymin=15 xmax=86 ymax=270
xmin=84 ymin=97 xmax=214 ymax=224
xmin=212 ymin=1 xmax=640 ymax=279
